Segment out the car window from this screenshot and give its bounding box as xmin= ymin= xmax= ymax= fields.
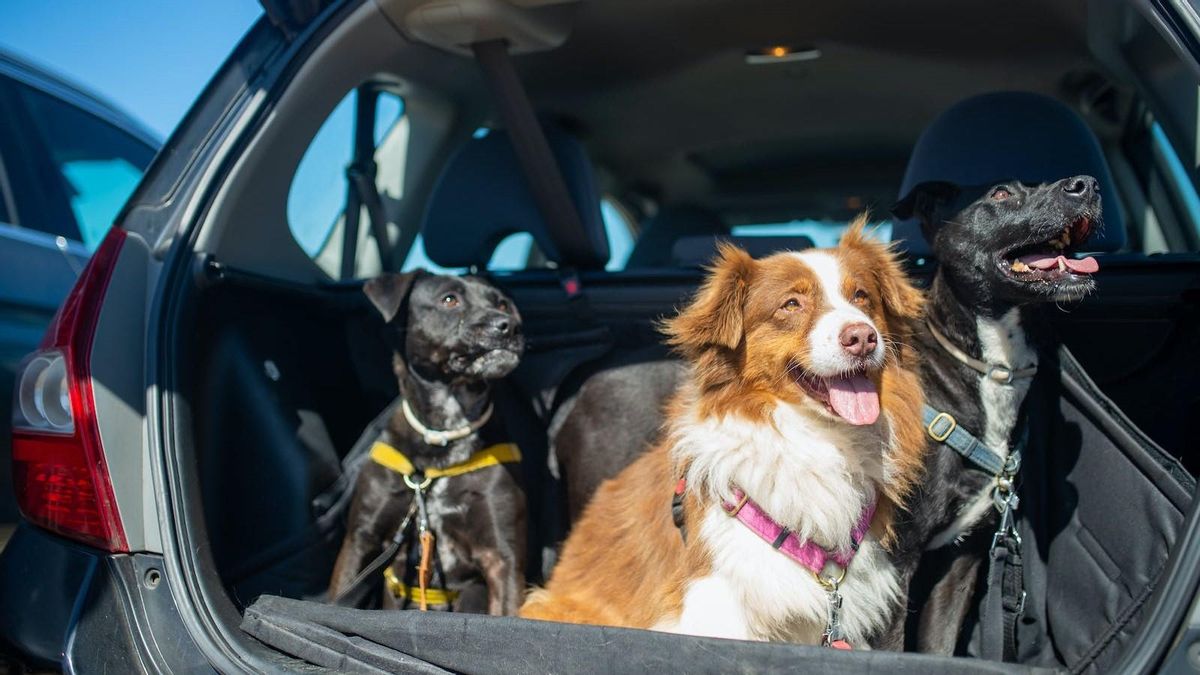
xmin=15 ymin=84 xmax=155 ymax=251
xmin=600 ymin=198 xmax=635 ymax=270
xmin=1106 ymin=4 xmax=1200 ymax=252
xmin=731 ymin=219 xmax=892 ymax=248
xmin=399 ymin=196 xmax=630 ymax=273
xmin=288 ymin=87 xmax=406 ymax=279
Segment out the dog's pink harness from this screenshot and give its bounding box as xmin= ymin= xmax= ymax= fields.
xmin=721 ymin=487 xmax=877 ymax=574
xmin=672 ymin=479 xmax=876 ymax=649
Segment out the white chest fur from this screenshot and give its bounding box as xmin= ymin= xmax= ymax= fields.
xmin=928 ymin=309 xmax=1035 ymax=549
xmin=661 ymin=398 xmax=898 ymax=643
xmin=662 ymin=507 xmax=898 ymax=644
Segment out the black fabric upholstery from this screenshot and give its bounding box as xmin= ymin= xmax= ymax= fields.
xmin=962 ymin=347 xmax=1192 ymax=671
xmin=195 ymin=283 xmax=388 ymax=604
xmin=421 ymin=126 xmax=608 ymax=269
xmin=892 ymin=92 xmax=1127 ymax=257
xmin=626 ymin=205 xmax=727 ymax=268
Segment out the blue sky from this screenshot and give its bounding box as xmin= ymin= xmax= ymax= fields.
xmin=0 ymin=1 xmax=262 ymax=139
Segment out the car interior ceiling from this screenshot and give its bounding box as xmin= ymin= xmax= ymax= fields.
xmin=180 ymin=0 xmax=1199 ymax=658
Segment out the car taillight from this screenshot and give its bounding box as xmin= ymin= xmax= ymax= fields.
xmin=11 ymin=228 xmax=129 ymax=552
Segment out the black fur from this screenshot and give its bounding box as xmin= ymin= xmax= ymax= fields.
xmin=883 ymin=176 xmax=1103 ymax=653
xmin=329 ymin=271 xmax=527 ymax=615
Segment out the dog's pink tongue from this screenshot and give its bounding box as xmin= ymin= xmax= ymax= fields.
xmin=1017 ymin=253 xmax=1100 ymax=274
xmin=826 ymin=374 xmax=880 ymax=426
xmin=1066 ymin=256 xmax=1099 ymax=273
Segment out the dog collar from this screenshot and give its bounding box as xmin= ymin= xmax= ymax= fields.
xmin=722 ymin=486 xmax=876 ymax=576
xmin=402 ymin=399 xmax=494 ymax=446
xmin=369 ymin=441 xmax=521 ymax=479
xmin=926 ymin=320 xmax=1037 ymax=384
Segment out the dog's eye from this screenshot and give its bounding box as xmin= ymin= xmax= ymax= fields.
xmin=497 ymin=300 xmax=511 ymax=313
xmin=782 ymin=298 xmax=802 ymax=311
xmin=852 ymin=289 xmax=870 ymax=305
xmin=441 ymin=293 xmax=460 ymax=308
xmin=991 ymin=187 xmax=1011 ymax=201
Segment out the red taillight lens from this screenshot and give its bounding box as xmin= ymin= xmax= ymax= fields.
xmin=11 ymin=228 xmax=129 ymax=552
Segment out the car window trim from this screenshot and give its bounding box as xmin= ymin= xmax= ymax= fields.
xmin=0 ymin=220 xmax=89 ymax=257
xmin=0 ymin=127 xmax=16 ymax=225
xmin=0 ymin=51 xmax=160 ymax=150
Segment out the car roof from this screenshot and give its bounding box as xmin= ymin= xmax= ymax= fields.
xmin=397 ymin=0 xmax=1106 ymax=224
xmin=0 ymin=47 xmax=161 ymax=149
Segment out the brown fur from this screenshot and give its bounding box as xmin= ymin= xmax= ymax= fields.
xmin=522 ymin=216 xmax=927 ymax=627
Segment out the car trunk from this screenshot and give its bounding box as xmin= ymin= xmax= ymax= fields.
xmin=179 ymin=251 xmax=1199 ymax=672
xmin=143 ymin=0 xmax=1200 ymax=671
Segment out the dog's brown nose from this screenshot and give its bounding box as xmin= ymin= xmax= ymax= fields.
xmin=840 ymin=323 xmax=878 ymax=357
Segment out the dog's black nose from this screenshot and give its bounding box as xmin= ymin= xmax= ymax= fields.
xmin=1062 ymin=175 xmax=1098 ymax=198
xmin=489 ymin=316 xmax=512 ymax=336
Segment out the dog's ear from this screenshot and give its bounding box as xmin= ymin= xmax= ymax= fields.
xmin=664 ymin=242 xmax=756 ymax=356
xmin=840 ymin=215 xmax=924 ymax=322
xmin=892 ymin=181 xmax=959 ymax=241
xmin=363 ymin=271 xmax=425 ymax=324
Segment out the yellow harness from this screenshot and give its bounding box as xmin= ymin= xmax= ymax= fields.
xmin=369 ymin=441 xmax=522 ymax=480
xmin=369 ymin=440 xmax=522 ymax=609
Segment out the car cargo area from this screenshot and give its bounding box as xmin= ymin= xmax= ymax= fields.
xmin=159 ymin=0 xmax=1200 ymax=672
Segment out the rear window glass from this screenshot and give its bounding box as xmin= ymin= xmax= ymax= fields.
xmin=400 ymin=196 xmax=634 ymax=273
xmin=287 ymin=87 xmax=405 ymax=278
xmin=731 ymin=219 xmax=892 ymax=248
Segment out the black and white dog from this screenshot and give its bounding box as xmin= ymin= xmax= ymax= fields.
xmin=888 ymin=175 xmax=1102 ymax=654
xmin=329 ymin=271 xmax=527 ymax=615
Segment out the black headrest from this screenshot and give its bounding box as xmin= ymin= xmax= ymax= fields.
xmin=671 ymin=234 xmax=816 ymax=268
xmin=893 ymin=92 xmax=1126 ymax=257
xmin=421 ymin=126 xmax=609 ymax=269
xmin=626 ymin=205 xmax=728 ymax=269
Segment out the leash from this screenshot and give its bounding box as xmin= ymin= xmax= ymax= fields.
xmin=331 ymin=500 xmax=418 ymax=606
xmin=368 ymin=440 xmax=522 ymax=610
xmin=922 ymin=405 xmax=1026 ymax=661
xmin=923 ymin=319 xmax=1032 ymax=661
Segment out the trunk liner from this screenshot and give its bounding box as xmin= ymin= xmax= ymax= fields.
xmin=241 ymin=594 xmax=1053 ymax=674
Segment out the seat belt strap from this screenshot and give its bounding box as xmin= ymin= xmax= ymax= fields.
xmin=470 ymin=39 xmax=592 ymax=268
xmin=341 ymin=85 xmax=393 ymax=277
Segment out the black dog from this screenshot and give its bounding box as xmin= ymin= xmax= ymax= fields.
xmin=328 ymin=270 xmax=526 ymax=615
xmin=887 ymin=176 xmax=1102 ymax=655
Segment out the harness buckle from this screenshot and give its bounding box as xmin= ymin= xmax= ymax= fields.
xmin=723 ymin=492 xmax=750 ymax=517
xmin=1002 ymin=451 xmax=1021 ymax=477
xmin=812 ymin=566 xmax=848 ymax=592
xmin=403 ymin=473 xmax=433 ymax=491
xmin=987 ymin=365 xmax=1016 ymax=384
xmin=927 ymin=412 xmax=957 ymax=442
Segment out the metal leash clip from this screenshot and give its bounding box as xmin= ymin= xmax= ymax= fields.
xmin=403 ymin=473 xmax=432 ymax=535
xmin=818 ymin=573 xmax=849 ymax=649
xmin=991 ymin=476 xmax=1021 ymax=553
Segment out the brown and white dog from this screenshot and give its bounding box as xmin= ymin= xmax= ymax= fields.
xmin=520 ymin=219 xmax=928 ymax=646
